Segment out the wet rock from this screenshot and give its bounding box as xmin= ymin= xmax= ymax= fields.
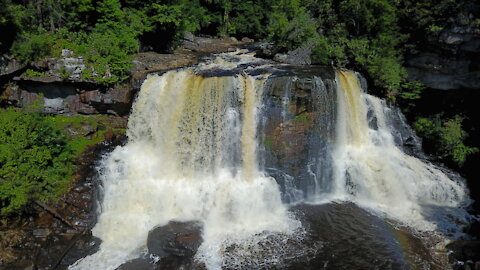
xmin=147 ymin=221 xmax=203 ymax=259
xmin=32 ymin=229 xmax=51 ymax=239
xmin=116 ymin=221 xmax=204 ymax=270
xmin=130 ymin=52 xmax=198 ymax=82
xmin=248 ymin=42 xmax=276 ymax=59
xmin=117 ymin=258 xmax=156 ymax=270
xmin=466 ymin=260 xmax=475 ymax=270
xmin=447 ymin=240 xmax=480 ymax=262
xmin=0 ymin=260 xmax=35 ymax=270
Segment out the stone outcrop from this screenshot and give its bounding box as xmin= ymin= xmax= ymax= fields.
xmin=181 ymin=32 xmax=251 ymax=53
xmin=131 ymin=52 xmax=198 ymax=82
xmin=405 ymin=11 xmax=480 ymax=91
xmin=1 ymin=80 xmax=134 ymax=116
xmin=273 ymin=42 xmax=314 ymax=65
xmin=0 ymin=34 xmax=258 ymax=116
xmin=0 ymin=55 xmax=25 ymax=77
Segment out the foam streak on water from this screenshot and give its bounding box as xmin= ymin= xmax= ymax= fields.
xmin=69 ymin=64 xmax=299 ymax=270
xmin=332 ymin=71 xmax=470 ymax=230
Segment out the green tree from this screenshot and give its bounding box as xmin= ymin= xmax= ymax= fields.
xmin=414 ymin=115 xmax=478 ymax=166
xmin=0 ymin=109 xmax=74 ymax=215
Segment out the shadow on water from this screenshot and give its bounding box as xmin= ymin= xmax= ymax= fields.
xmin=287 ymin=203 xmax=447 ymax=270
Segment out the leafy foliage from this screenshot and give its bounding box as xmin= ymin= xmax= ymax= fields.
xmin=0 ymin=109 xmax=74 ymax=215
xmin=1 ymin=0 xmax=477 ymax=172
xmin=414 ymin=116 xmax=478 ymax=166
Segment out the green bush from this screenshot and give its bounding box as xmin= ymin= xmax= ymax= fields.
xmin=414 ymin=115 xmax=478 ymax=166
xmin=69 ymin=25 xmax=139 ymax=84
xmin=0 ymin=109 xmax=75 ymax=215
xmin=11 ymin=30 xmax=60 ymax=62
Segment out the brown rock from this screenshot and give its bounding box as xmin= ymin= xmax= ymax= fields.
xmin=0 ymin=260 xmax=35 ymax=270
xmin=241 ymin=37 xmax=254 ymax=43
xmin=104 ymin=129 xmax=115 ymax=141
xmin=0 ymin=247 xmax=20 ymax=264
xmin=0 ymin=55 xmax=25 ymax=76
xmin=131 ymin=52 xmax=198 ymax=82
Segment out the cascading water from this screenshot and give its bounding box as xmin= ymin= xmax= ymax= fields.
xmin=70 ymin=54 xmax=302 ymax=270
xmin=332 ymin=71 xmax=469 ymax=231
xmin=70 ymin=52 xmax=471 ymax=270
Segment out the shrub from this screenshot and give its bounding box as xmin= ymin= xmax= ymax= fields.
xmin=414 ymin=115 xmax=478 ymax=166
xmin=11 ymin=30 xmax=60 ymax=62
xmin=0 ymin=109 xmax=75 ymax=215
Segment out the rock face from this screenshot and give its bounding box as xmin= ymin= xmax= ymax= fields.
xmin=1 ymin=80 xmax=134 ymax=116
xmin=405 ymin=12 xmax=480 ymax=90
xmin=273 ymin=42 xmax=314 ymax=65
xmin=0 ymin=55 xmax=25 ymax=77
xmin=258 ymin=68 xmax=337 ymax=201
xmin=131 ymin=52 xmax=198 ymax=82
xmin=181 ymin=33 xmax=251 ymax=53
xmin=0 ymin=34 xmax=256 ymax=116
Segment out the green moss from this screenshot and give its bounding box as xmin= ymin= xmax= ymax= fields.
xmin=293 ymin=113 xmax=311 ymax=125
xmin=263 ymin=137 xmax=274 ymax=152
xmin=48 ymin=114 xmax=125 ymax=156
xmin=24 ymin=68 xmax=47 ymax=78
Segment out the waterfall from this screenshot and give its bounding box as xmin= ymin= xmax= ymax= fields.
xmin=332 ymin=71 xmax=469 ymax=230
xmin=70 ymin=52 xmax=470 ymax=270
xmin=70 ymin=62 xmax=300 ymax=270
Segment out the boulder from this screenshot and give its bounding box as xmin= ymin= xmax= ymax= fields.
xmin=180 ymin=34 xmax=249 ymax=54
xmin=273 ymin=42 xmax=314 ymax=65
xmin=116 ymin=221 xmax=203 ymax=270
xmin=0 ymin=55 xmax=25 ymax=77
xmin=147 ymin=221 xmax=203 ymax=259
